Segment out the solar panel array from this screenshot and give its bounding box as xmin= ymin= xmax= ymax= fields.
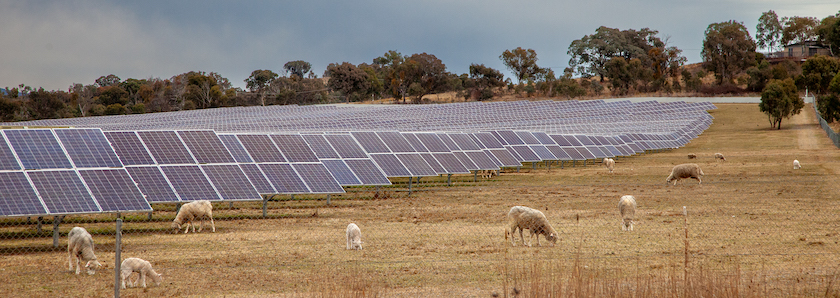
xmin=0 ymin=99 xmax=716 ymax=218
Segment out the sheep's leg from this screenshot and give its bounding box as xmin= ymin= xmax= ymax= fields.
xmin=120 ymin=270 xmax=130 ymax=289
xmin=68 ymin=248 xmax=73 ymax=271
xmin=209 ymin=215 xmax=215 ymax=232
xmin=139 ymin=271 xmax=147 ymax=288
xmin=197 ymin=217 xmax=203 ymax=233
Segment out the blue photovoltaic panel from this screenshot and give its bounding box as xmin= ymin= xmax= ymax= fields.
xmin=324 ymin=134 xmax=368 ymax=159
xmin=160 ymin=165 xmax=222 ymax=201
xmin=415 ymin=133 xmax=450 ymax=153
xmin=574 ymin=135 xmax=596 ymax=146
xmin=532 ymin=132 xmax=557 ymax=145
xmin=79 ymin=169 xmax=152 ymax=212
xmin=465 ymin=151 xmax=500 ymax=170
xmin=587 ymin=146 xmax=610 ymax=158
xmin=237 ymin=134 xmax=286 ymax=163
xmin=509 ymin=145 xmax=541 ymax=162
xmin=401 ymin=133 xmax=429 ymax=152
xmin=576 ymin=147 xmax=597 ymax=159
xmin=0 ymin=172 xmax=46 ymax=217
xmin=344 ymin=159 xmax=391 ymax=185
xmin=546 ymin=146 xmax=573 ymax=161
xmin=125 ymin=166 xmax=180 ymax=203
xmin=201 ymin=164 xmax=262 ymax=200
xmin=104 ymin=131 xmax=156 ymax=165
xmin=5 ymin=129 xmax=73 ymax=169
xmin=377 ymin=132 xmax=415 ymax=153
xmin=0 ymin=136 xmax=22 ymax=170
xmin=496 ymin=130 xmax=525 ymax=145
xmin=529 ymin=145 xmax=556 ymax=160
xmin=54 ymin=129 xmax=123 ymax=168
xmin=28 ymin=170 xmax=100 ymax=214
xmin=137 ymin=131 xmax=196 ymax=165
xmin=473 ymin=132 xmax=505 ymax=149
xmin=238 ymin=164 xmax=277 ymax=194
xmin=271 ymin=134 xmax=319 ymax=162
xmin=452 ymin=151 xmax=478 ymax=170
xmin=483 ymin=150 xmax=502 ymax=167
xmin=550 ymin=135 xmax=573 ymax=146
xmin=302 ymin=134 xmax=340 ymax=159
xmin=370 ymin=154 xmax=411 ymax=177
xmin=563 ymin=148 xmax=586 ymax=160
xmin=604 ymin=145 xmax=623 ymax=156
xmin=436 ymin=133 xmax=460 ymax=150
xmin=178 ymin=131 xmax=236 ymax=164
xmin=351 ymin=132 xmax=390 ymax=153
xmin=419 ymin=153 xmax=446 ymax=174
xmin=487 ymin=149 xmax=522 ymax=167
xmin=448 ymin=133 xmax=482 ymax=151
xmin=395 ymin=154 xmax=437 ymax=176
xmin=322 ymin=160 xmax=362 ymax=186
xmin=218 ymin=135 xmax=254 ymax=163
xmin=431 ymin=153 xmax=470 ymax=174
xmin=490 ymin=131 xmax=509 ymax=145
xmin=258 ymin=163 xmax=310 ymax=194
xmin=292 ymin=163 xmax=345 ymax=193
xmin=514 ymin=131 xmax=541 ymax=145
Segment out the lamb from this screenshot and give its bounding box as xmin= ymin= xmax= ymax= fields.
xmin=665 ymin=163 xmax=705 ymax=185
xmin=793 ymin=159 xmax=801 ymax=169
xmin=67 ymin=227 xmax=102 ymax=275
xmin=714 ymin=153 xmax=726 ymax=161
xmin=687 ymin=153 xmax=697 ymax=159
xmin=120 ymin=257 xmax=163 ymax=289
xmin=603 ymin=158 xmax=615 ymax=173
xmin=505 ymin=206 xmax=558 ymax=247
xmin=618 ymin=195 xmax=637 ymax=231
xmin=172 ymin=200 xmax=215 ymax=234
xmin=346 ymin=223 xmax=363 ymax=250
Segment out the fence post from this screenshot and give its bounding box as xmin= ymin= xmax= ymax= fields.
xmin=52 ymin=216 xmax=62 ymax=247
xmin=115 ymin=218 xmax=122 ymax=298
xmin=683 ymin=206 xmax=689 ymax=296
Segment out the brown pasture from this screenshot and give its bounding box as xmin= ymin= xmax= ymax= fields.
xmin=1 ymin=102 xmax=839 ymax=297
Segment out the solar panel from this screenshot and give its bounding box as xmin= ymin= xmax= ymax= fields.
xmin=292 ymin=163 xmax=345 ymax=193
xmin=104 ymin=131 xmax=156 ymax=165
xmin=28 ymin=170 xmax=100 ymax=214
xmin=369 ymin=154 xmax=411 ymax=177
xmin=271 ymin=134 xmax=320 ymax=162
xmin=415 ymin=133 xmax=450 ymax=152
xmin=531 ymin=132 xmax=557 ymax=145
xmin=324 ymin=134 xmax=368 ymax=159
xmin=237 ymin=134 xmax=286 ymax=163
xmin=508 ymin=146 xmax=541 ymax=162
xmin=448 ymin=133 xmax=482 ymax=150
xmin=487 ymin=149 xmax=522 ymax=167
xmin=496 ymin=130 xmax=525 ymax=145
xmin=546 ymin=146 xmax=572 ymax=161
xmin=160 ymin=165 xmax=222 ymax=201
xmin=322 ymin=160 xmax=363 ymax=186
xmin=452 ymin=152 xmax=478 ymax=170
xmin=238 ymin=164 xmax=277 ymax=194
xmin=550 ymin=135 xmax=573 ymax=146
xmin=351 ymin=132 xmax=390 ymax=153
xmin=563 ymin=148 xmax=586 ymax=160
xmin=344 ymin=159 xmax=391 ymax=185
xmin=201 ymin=164 xmax=262 ymax=200
xmin=514 ymin=131 xmax=540 ymax=145
xmin=401 ymin=133 xmax=429 ymax=152
xmin=576 ymin=147 xmax=598 ymax=159
xmin=125 ymin=166 xmax=180 ymax=203
xmin=419 ymin=153 xmax=446 ymax=174
xmin=78 ymin=169 xmax=152 ymax=212
xmin=4 ymin=129 xmax=73 ymax=169
xmin=258 ymin=163 xmax=310 ymax=194
xmin=0 ymin=136 xmax=22 ymax=170
xmin=178 ymin=131 xmax=236 ymax=164
xmin=436 ymin=133 xmax=460 ymax=150
xmin=472 ymin=132 xmax=505 ymax=149
xmin=529 ymin=145 xmax=556 ymax=160
xmin=395 ymin=154 xmax=438 ymax=176
xmin=218 ymin=134 xmax=254 ymax=163
xmin=54 ymin=128 xmax=123 ymax=168
xmin=302 ymin=134 xmax=340 ymax=159
xmin=0 ymin=172 xmax=46 ymax=216
xmin=377 ymin=132 xmax=415 ymax=153
xmin=465 ymin=151 xmax=500 ymax=170
xmin=431 ymin=153 xmax=470 ymax=174
xmin=137 ymin=131 xmax=196 ymax=165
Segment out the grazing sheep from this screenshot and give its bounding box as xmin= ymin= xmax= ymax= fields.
xmin=793 ymin=159 xmax=801 ymax=169
xmin=481 ymin=170 xmax=498 ymax=178
xmin=346 ymin=223 xmax=363 ymax=250
xmin=120 ymin=257 xmax=163 ymax=289
xmin=172 ymin=200 xmax=215 ymax=234
xmin=67 ymin=227 xmax=102 ymax=275
xmin=618 ymin=195 xmax=637 ymax=231
xmin=666 ymin=163 xmax=705 ymax=185
xmin=505 ymin=206 xmax=558 ymax=247
xmin=714 ymin=153 xmax=726 ymax=161
xmin=603 ymin=158 xmax=615 ymax=173
xmin=687 ymin=153 xmax=697 ymax=159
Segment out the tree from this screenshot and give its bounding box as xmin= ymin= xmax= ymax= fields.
xmin=756 ymin=10 xmax=783 ymax=52
xmin=467 ymin=64 xmax=505 ymax=100
xmin=284 ymin=60 xmax=312 ymax=79
xmin=500 ymin=47 xmax=540 ymax=84
xmin=95 ymin=74 xmax=121 ymax=87
xmin=405 ymin=53 xmax=449 ymax=103
xmin=797 ymin=55 xmax=840 ymax=96
xmin=781 ymin=16 xmax=819 ymax=45
xmin=27 ymin=88 xmax=68 ymax=120
xmin=816 ymin=12 xmax=840 ymax=57
xmin=759 ymin=78 xmax=802 ymax=129
xmin=185 ymin=71 xmax=221 ymax=108
xmin=120 ymin=78 xmax=144 ymax=106
xmin=245 ymin=69 xmax=279 ymax=106
xmin=702 ymin=20 xmax=757 ymax=84
xmin=95 ymin=85 xmax=128 ymax=106
xmin=567 ymin=26 xmax=666 ymax=81
xmin=327 ymin=62 xmax=371 ymax=103
xmin=70 ymin=83 xmax=97 ymax=117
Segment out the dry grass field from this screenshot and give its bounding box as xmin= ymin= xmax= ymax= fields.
xmin=1 ymin=102 xmax=839 ymax=297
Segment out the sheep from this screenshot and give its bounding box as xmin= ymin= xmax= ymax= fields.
xmin=346 ymin=223 xmax=363 ymax=250
xmin=481 ymin=170 xmax=498 ymax=178
xmin=67 ymin=227 xmax=102 ymax=275
xmin=505 ymin=206 xmax=558 ymax=247
xmin=665 ymin=163 xmax=705 ymax=185
xmin=714 ymin=152 xmax=726 ymax=162
xmin=793 ymin=159 xmax=801 ymax=169
xmin=172 ymin=200 xmax=215 ymax=234
xmin=687 ymin=153 xmax=697 ymax=159
xmin=120 ymin=257 xmax=163 ymax=289
xmin=603 ymin=158 xmax=615 ymax=173
xmin=618 ymin=195 xmax=637 ymax=231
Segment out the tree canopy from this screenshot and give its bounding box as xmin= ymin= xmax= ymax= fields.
xmin=567 ymin=26 xmax=666 ymax=81
xmin=284 ymin=60 xmax=312 ymax=79
xmin=500 ymin=47 xmax=541 ymax=84
xmin=759 ymin=78 xmax=802 ymax=129
xmin=327 ymin=62 xmax=371 ymax=103
xmin=702 ymin=20 xmax=757 ymax=84
xmin=756 ymin=10 xmax=783 ymax=52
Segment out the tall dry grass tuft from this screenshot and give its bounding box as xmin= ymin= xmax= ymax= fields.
xmin=315 ymin=263 xmax=383 ymax=298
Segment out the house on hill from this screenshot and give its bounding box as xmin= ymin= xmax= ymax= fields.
xmin=768 ymin=41 xmax=831 ymax=61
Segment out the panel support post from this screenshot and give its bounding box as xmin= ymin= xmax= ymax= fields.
xmin=473 ymin=171 xmax=477 ymax=182
xmin=115 ymin=218 xmax=122 ymax=298
xmin=52 ymin=216 xmax=63 ymax=248
xmin=262 ymin=197 xmax=268 ymax=218
xmin=326 ymin=195 xmax=331 ymax=205
xmin=408 ymin=177 xmax=413 ymax=195
xmin=447 ymin=174 xmax=452 ymax=186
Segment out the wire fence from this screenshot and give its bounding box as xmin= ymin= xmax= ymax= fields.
xmin=813 ymin=96 xmax=840 ymax=149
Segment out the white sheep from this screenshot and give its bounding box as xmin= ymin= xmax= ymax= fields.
xmin=666 ymin=163 xmax=705 ymax=185
xmin=687 ymin=153 xmax=697 ymax=159
xmin=120 ymin=257 xmax=163 ymax=289
xmin=346 ymin=223 xmax=363 ymax=250
xmin=714 ymin=152 xmax=726 ymax=162
xmin=618 ymin=195 xmax=637 ymax=231
xmin=481 ymin=170 xmax=498 ymax=178
xmin=67 ymin=227 xmax=102 ymax=275
xmin=505 ymin=206 xmax=558 ymax=247
xmin=603 ymin=158 xmax=615 ymax=173
xmin=172 ymin=200 xmax=215 ymax=234
xmin=793 ymin=159 xmax=801 ymax=169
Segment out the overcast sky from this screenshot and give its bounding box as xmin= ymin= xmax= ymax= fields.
xmin=1 ymin=1 xmax=838 ymax=91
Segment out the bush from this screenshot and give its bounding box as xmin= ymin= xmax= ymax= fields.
xmin=105 ymin=103 xmax=127 ymax=115
xmin=699 ymin=83 xmax=745 ymax=95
